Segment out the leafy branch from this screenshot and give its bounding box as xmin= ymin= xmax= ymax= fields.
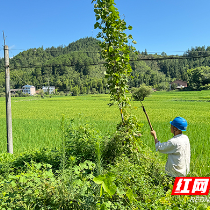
xmin=92 ymin=0 xmax=137 ymax=122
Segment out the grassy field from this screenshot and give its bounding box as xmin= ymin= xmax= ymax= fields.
xmin=0 ymin=90 xmax=209 ymax=176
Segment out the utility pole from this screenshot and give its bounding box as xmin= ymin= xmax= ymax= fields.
xmin=4 ymin=44 xmax=13 ymax=154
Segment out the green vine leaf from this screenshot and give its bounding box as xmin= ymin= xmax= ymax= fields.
xmin=93 ymin=173 xmax=117 ymax=197
xmin=126 ymin=188 xmax=137 ymax=202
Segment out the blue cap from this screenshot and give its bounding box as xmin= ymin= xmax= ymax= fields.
xmin=170 ymin=117 xmax=187 ymax=131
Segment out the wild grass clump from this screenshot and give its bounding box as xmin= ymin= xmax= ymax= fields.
xmin=64 ymin=119 xmax=105 ymax=165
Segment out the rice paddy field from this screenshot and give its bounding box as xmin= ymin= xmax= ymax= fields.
xmin=0 ymin=90 xmax=209 ymax=177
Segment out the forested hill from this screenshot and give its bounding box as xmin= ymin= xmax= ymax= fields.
xmin=0 ymin=37 xmax=106 ymax=94
xmin=0 ymin=37 xmax=210 ymax=94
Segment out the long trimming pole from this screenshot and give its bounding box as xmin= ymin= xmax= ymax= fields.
xmin=4 ymin=45 xmax=13 ymax=154
xmin=140 ymin=101 xmax=153 ymax=131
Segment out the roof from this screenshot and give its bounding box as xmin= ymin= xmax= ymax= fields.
xmin=42 ymin=86 xmax=55 ymax=88
xmin=22 ymin=84 xmax=35 ymax=88
xmin=170 ymin=80 xmax=187 ymax=84
xmin=42 ymin=86 xmax=55 ymax=89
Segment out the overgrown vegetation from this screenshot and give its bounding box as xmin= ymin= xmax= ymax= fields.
xmin=0 ymin=117 xmax=209 ymax=209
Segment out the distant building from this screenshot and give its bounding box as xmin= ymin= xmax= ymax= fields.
xmin=170 ymin=80 xmax=187 ymax=89
xmin=42 ymin=86 xmax=55 ymax=94
xmin=22 ymin=85 xmax=36 ymax=95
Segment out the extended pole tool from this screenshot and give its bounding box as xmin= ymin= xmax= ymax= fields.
xmin=140 ymin=101 xmax=153 ymax=131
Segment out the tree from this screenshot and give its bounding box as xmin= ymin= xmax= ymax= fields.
xmin=92 ymin=0 xmax=137 ymax=123
xmin=72 ymin=86 xmax=80 ymax=96
xmin=187 ymin=66 xmax=210 ymax=90
xmin=171 ymin=83 xmax=177 ymax=90
xmin=187 ymin=67 xmax=204 ymax=90
xmin=131 ymin=84 xmax=152 ymax=101
xmin=38 ymin=89 xmax=44 ymax=97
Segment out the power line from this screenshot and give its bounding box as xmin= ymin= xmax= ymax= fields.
xmin=7 ymin=53 xmax=210 ymax=70
xmin=5 ymin=46 xmax=210 ymax=53
xmin=8 ymin=49 xmax=101 ymax=53
xmin=2 ymin=47 xmax=210 ymax=58
xmin=9 ymin=62 xmax=105 ymax=70
xmin=13 ymin=68 xmax=30 ymax=85
xmin=130 ymin=54 xmax=210 ymax=61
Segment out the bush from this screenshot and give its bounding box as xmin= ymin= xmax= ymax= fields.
xmin=0 ymin=160 xmax=98 ymax=209
xmin=0 ymin=162 xmax=60 ymax=209
xmin=132 ymin=84 xmax=152 ymax=101
xmin=0 ymin=118 xmax=208 ymax=209
xmin=59 ymin=91 xmax=65 ymax=96
xmin=155 ymin=82 xmax=170 ymax=91
xmin=171 ymin=83 xmax=178 ymax=90
xmin=91 ymin=88 xmax=98 ymax=94
xmin=72 ymin=87 xmax=80 ymax=96
xmin=0 ymin=148 xmax=61 ymax=177
xmin=65 ymin=120 xmax=104 ymax=165
xmin=102 ymin=114 xmax=143 ymax=164
xmin=200 ymin=84 xmax=210 ymax=90
xmin=0 ymin=92 xmax=5 ymax=97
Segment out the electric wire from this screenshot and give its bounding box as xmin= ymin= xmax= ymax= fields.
xmin=6 ymin=53 xmax=210 ymax=70
xmin=2 ymin=45 xmax=210 ymax=70
xmin=13 ymin=68 xmax=31 ymax=86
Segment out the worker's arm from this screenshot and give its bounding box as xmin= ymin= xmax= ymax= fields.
xmin=156 ymin=140 xmax=178 ymax=154
xmin=151 ymin=130 xmax=177 ymax=153
xmin=151 ymin=130 xmax=159 ymax=144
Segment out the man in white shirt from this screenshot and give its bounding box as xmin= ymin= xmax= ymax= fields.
xmin=151 ymin=117 xmax=190 ymax=177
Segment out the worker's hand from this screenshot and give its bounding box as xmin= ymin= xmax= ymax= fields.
xmin=150 ymin=130 xmax=157 ymax=139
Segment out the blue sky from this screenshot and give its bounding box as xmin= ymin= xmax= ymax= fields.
xmin=1 ymin=0 xmax=210 ymax=58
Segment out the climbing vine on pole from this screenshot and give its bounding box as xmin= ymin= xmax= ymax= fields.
xmin=92 ymin=0 xmax=137 ymax=123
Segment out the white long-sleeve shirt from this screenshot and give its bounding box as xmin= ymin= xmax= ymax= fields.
xmin=155 ymin=134 xmax=190 ymax=177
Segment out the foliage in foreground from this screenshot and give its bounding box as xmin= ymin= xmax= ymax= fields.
xmin=0 ymin=117 xmax=209 ymax=209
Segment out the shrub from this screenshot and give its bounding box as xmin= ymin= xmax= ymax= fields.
xmin=91 ymin=88 xmax=98 ymax=94
xmin=59 ymin=91 xmax=65 ymax=96
xmin=102 ymin=114 xmax=143 ymax=164
xmin=200 ymin=84 xmax=210 ymax=90
xmin=171 ymin=83 xmax=178 ymax=90
xmin=0 ymin=118 xmax=208 ymax=209
xmin=71 ymin=86 xmax=79 ymax=96
xmin=132 ymin=84 xmax=152 ymax=101
xmin=0 ymin=148 xmax=61 ymax=177
xmin=0 ymin=162 xmax=60 ymax=209
xmin=65 ymin=120 xmax=104 ymax=165
xmin=0 ymin=161 xmax=98 ymax=209
xmin=0 ymin=92 xmax=5 ymax=97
